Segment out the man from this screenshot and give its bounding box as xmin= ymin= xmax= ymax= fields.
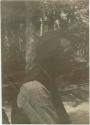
xmin=13 ymin=31 xmax=73 ymax=124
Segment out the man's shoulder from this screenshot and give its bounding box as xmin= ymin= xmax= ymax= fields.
xmin=21 ymin=80 xmax=44 ymax=91
xmin=18 ymin=80 xmax=45 ymax=106
xmin=20 ymin=80 xmax=50 ymax=96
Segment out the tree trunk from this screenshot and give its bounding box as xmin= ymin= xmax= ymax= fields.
xmin=25 ymin=1 xmax=41 ymax=73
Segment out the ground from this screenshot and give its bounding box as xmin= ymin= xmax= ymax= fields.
xmin=4 ymin=100 xmax=89 ymax=124
xmin=64 ymin=101 xmax=89 ymax=124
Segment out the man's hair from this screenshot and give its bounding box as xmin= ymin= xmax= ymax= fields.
xmin=35 ymin=31 xmax=74 ymax=77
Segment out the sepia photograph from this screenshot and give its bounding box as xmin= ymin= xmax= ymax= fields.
xmin=1 ymin=0 xmax=89 ymax=124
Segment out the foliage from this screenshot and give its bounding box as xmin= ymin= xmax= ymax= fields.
xmin=2 ymin=0 xmax=89 ymax=95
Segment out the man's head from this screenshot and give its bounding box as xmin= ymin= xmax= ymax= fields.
xmin=35 ymin=31 xmax=74 ymax=79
